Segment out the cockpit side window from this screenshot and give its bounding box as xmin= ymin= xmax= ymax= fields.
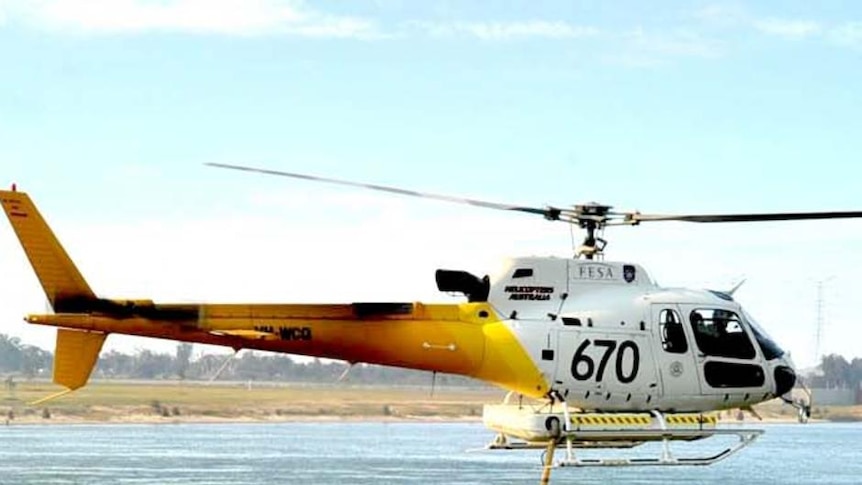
xmin=659 ymin=309 xmax=688 ymax=354
xmin=689 ymin=309 xmax=756 ymax=359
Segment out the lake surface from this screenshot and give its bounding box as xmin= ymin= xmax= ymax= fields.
xmin=0 ymin=421 xmax=859 ymax=484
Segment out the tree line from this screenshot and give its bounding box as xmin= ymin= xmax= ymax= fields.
xmin=0 ymin=334 xmax=52 ymax=378
xmin=808 ymin=354 xmax=862 ymax=390
xmin=3 ymin=334 xmax=860 ymax=389
xmin=0 ymin=334 xmax=480 ymax=387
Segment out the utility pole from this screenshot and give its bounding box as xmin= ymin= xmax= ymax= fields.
xmin=814 ymin=277 xmax=835 ymax=364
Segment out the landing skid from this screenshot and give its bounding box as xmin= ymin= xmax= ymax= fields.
xmin=481 ymin=398 xmax=763 ymax=482
xmin=489 ymin=428 xmax=763 ymax=467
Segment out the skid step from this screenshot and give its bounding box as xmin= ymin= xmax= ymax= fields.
xmin=484 ymin=404 xmax=719 ymax=443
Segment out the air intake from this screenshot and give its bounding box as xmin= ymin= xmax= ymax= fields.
xmin=435 ymin=269 xmax=490 ymax=302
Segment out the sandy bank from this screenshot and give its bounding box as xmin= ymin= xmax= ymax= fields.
xmin=2 ymin=380 xmax=858 ymax=426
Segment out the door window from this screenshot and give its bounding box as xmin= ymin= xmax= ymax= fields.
xmin=704 ymin=362 xmax=765 ymax=388
xmin=689 ymin=309 xmax=756 ymax=359
xmin=659 ymin=309 xmax=688 ymax=354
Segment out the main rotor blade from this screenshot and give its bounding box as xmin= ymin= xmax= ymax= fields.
xmin=206 ymin=162 xmax=561 ymax=219
xmin=631 ymin=211 xmax=862 ymax=223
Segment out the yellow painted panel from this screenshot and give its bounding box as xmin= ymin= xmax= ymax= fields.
xmin=53 ymin=329 xmax=106 ymax=390
xmin=26 ymin=303 xmax=549 ymax=399
xmin=0 ymin=190 xmax=94 ymax=306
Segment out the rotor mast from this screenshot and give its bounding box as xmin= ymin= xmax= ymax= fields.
xmin=570 ymin=203 xmax=611 ymax=260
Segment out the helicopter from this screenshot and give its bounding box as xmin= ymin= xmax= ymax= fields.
xmin=2 ymin=165 xmax=860 ymax=483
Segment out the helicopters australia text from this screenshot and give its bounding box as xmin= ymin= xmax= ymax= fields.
xmin=504 ymin=286 xmax=554 ymax=300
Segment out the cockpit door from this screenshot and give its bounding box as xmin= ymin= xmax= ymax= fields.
xmin=651 ymin=305 xmax=700 ymax=403
xmin=680 ymin=306 xmax=768 ymax=396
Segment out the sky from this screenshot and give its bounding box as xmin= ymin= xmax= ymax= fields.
xmin=0 ymin=0 xmax=860 ymax=368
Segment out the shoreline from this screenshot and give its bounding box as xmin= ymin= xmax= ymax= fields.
xmin=2 ymin=411 xmax=825 ymax=426
xmin=2 ymin=414 xmax=484 ymax=426
xmin=2 ymin=414 xmax=831 ymax=427
xmin=3 ymin=380 xmax=859 ymax=426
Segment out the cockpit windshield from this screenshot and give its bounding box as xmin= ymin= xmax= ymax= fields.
xmin=742 ymin=309 xmax=785 ymax=360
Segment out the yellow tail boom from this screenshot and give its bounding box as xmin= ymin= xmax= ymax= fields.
xmin=2 ymin=188 xmax=549 ymax=401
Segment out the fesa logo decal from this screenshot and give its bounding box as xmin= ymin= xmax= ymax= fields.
xmin=504 ymin=286 xmax=554 ymax=301
xmin=574 ymin=263 xmax=616 ymax=281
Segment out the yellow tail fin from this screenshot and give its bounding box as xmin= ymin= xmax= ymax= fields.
xmin=1 ymin=188 xmax=106 ymax=396
xmin=0 ymin=189 xmax=95 ymax=307
xmin=29 ymin=329 xmax=106 ymax=403
xmin=53 ymin=328 xmax=106 ymax=390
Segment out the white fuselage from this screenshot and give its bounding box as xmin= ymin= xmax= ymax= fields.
xmin=483 ymin=257 xmax=795 ymax=412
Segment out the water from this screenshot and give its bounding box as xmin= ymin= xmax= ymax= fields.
xmin=0 ymin=421 xmax=859 ymax=484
